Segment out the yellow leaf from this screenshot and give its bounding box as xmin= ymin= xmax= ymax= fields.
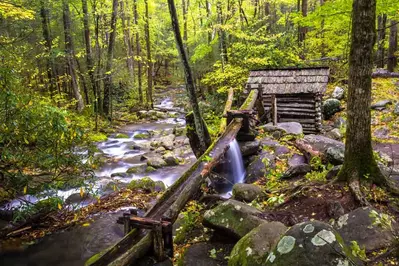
xmin=28 ymin=101 xmax=33 ymax=106
xmin=82 ymin=223 xmax=90 ymax=227
xmin=80 ymin=187 xmax=84 ymax=198
xmin=23 ymin=186 xmax=27 ymax=194
xmin=58 ymin=203 xmax=62 ymax=210
xmin=24 ymin=137 xmax=29 ymax=144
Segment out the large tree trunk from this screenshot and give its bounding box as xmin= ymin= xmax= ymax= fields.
xmin=103 ymin=0 xmax=118 ymax=118
xmin=144 ymin=0 xmax=153 ymax=108
xmin=120 ymin=0 xmax=135 ymax=85
xmin=217 ymin=0 xmax=228 ymax=69
xmin=376 ymin=14 xmax=387 ymax=68
xmin=168 ymin=0 xmax=211 ymax=155
xmin=387 ymin=20 xmax=398 ymax=72
xmin=299 ymin=0 xmax=307 ymax=58
xmin=40 ymin=0 xmax=57 ymax=96
xmin=133 ymin=0 xmax=143 ymax=103
xmin=338 ymin=0 xmax=386 ymax=194
xmin=62 ymin=0 xmax=84 ymax=112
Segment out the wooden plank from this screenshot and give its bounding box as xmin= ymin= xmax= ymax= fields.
xmin=271 ymin=94 xmax=277 ymax=125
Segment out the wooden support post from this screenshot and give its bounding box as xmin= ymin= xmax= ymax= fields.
xmin=153 ymin=223 xmax=165 ymax=261
xmin=123 ymin=213 xmax=131 ymax=236
xmin=162 ymin=216 xmax=173 ymax=258
xmin=271 ymin=94 xmax=277 ymax=125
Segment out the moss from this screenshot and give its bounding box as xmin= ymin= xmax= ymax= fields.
xmin=88 ymin=132 xmax=108 ymax=142
xmin=145 ymin=166 xmax=156 ymax=172
xmin=134 ymin=133 xmax=151 ymax=139
xmin=127 ymin=177 xmax=155 ymax=191
xmin=127 ymin=165 xmax=146 ymax=174
xmin=115 ymin=133 xmax=129 ymax=139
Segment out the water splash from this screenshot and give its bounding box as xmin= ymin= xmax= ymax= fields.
xmin=225 ymin=139 xmax=246 ymax=184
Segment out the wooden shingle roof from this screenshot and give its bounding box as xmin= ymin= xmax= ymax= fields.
xmin=246 ymin=67 xmax=330 ymax=94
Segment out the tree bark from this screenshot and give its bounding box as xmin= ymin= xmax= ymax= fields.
xmin=120 ymin=0 xmax=135 ymax=85
xmin=205 ymin=0 xmax=212 ymax=44
xmin=217 ymin=0 xmax=228 ymax=68
xmin=144 ymin=0 xmax=153 ymax=108
xmin=133 ymin=0 xmax=143 ymax=103
xmin=219 ymin=87 xmax=234 ymax=134
xmin=387 ymin=20 xmax=398 ymax=72
xmin=376 ymin=14 xmax=387 ymax=68
xmin=299 ymin=0 xmax=308 ymax=58
xmin=168 ymin=0 xmax=211 ymax=155
xmin=182 ymin=0 xmax=188 ymax=54
xmin=103 ymin=0 xmax=118 ymax=118
xmin=62 ymin=0 xmax=84 ymax=112
xmin=338 ymin=0 xmax=385 ymax=188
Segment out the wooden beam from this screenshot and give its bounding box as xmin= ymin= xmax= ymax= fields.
xmin=271 ymin=94 xmax=277 ymax=125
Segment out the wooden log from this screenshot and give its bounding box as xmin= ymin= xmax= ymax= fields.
xmin=86 ymin=89 xmax=260 ymax=266
xmin=219 ymin=87 xmax=234 ymax=135
xmin=371 ymin=71 xmax=399 ymax=78
xmin=278 ymin=112 xmax=316 ymax=117
xmin=274 ymin=107 xmax=316 ymax=113
xmin=279 ymin=118 xmax=315 ymax=123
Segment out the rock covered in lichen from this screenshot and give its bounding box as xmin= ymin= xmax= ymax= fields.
xmin=228 ymin=222 xmax=287 ymax=266
xmin=232 ymin=183 xmax=262 ymax=202
xmin=265 ymin=221 xmax=362 ymax=266
xmin=203 ymin=199 xmax=266 ymax=239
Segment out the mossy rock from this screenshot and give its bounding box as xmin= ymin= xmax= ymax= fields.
xmin=127 ymin=177 xmax=156 ymax=192
xmin=88 ymin=132 xmax=108 ymax=142
xmin=115 ymin=133 xmax=129 ymax=139
xmin=127 ymin=165 xmax=147 ymax=174
xmin=232 ymin=183 xmax=262 ymax=202
xmin=134 ymin=132 xmax=151 ymax=139
xmin=322 ymin=99 xmax=342 ymax=120
xmin=229 ymin=222 xmax=287 ymax=266
xmin=154 ymin=181 xmax=166 ymax=192
xmin=146 ymin=166 xmax=157 ymax=173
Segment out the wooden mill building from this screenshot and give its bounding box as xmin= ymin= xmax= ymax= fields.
xmin=246 ymin=67 xmax=330 ymax=134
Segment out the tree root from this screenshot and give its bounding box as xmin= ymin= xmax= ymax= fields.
xmin=348 ymin=179 xmax=369 ymax=206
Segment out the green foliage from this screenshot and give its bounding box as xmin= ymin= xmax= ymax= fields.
xmin=350 ymin=241 xmax=367 ymax=261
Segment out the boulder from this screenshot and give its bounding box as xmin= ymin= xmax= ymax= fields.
xmin=288 ymin=154 xmax=306 ymax=167
xmin=322 ymin=99 xmax=341 ymax=120
xmin=134 ymin=131 xmax=151 ymax=139
xmin=127 ymin=177 xmax=156 ymax=192
xmin=334 ymin=207 xmax=397 ymax=252
xmin=65 ymin=192 xmax=93 ymax=205
xmin=244 ymin=151 xmax=276 ymax=183
xmin=180 ymin=242 xmax=235 ymax=266
xmin=265 ymin=221 xmax=362 ymax=266
xmin=371 ymin=100 xmax=392 ymax=110
xmin=159 ymin=134 xmax=176 ymax=150
xmin=203 ymin=200 xmax=265 ymax=239
xmin=146 ymin=156 xmax=167 ymax=168
xmin=374 ymin=127 xmax=389 ymax=139
xmin=162 ymin=152 xmax=179 ymax=166
xmin=232 ymin=184 xmax=263 ymax=202
xmin=228 ymin=222 xmax=287 ymax=266
xmin=260 ymin=137 xmax=279 ymax=148
xmin=299 ymin=135 xmax=344 ymax=155
xmin=394 ymin=103 xmax=399 ymax=115
xmin=274 ymin=145 xmax=290 ymax=156
xmin=239 ymin=140 xmax=261 ymax=157
xmin=325 ymin=128 xmax=342 ymax=140
xmin=154 ymin=180 xmax=166 ymax=192
xmin=110 ymin=172 xmax=129 ymax=178
xmin=282 ymin=164 xmax=312 ymax=179
xmin=332 ymin=86 xmax=345 ymax=100
xmin=325 ymin=146 xmax=345 ymax=165
xmin=260 ymin=122 xmax=303 ymax=136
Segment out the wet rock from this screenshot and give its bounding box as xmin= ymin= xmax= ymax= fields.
xmin=322 ymin=99 xmax=341 ymax=120
xmin=374 ymin=127 xmax=389 ymax=139
xmin=65 ymin=193 xmax=93 ymax=205
xmin=325 ymin=165 xmax=342 ymax=180
xmin=126 ymin=165 xmax=147 ymax=174
xmin=137 ymin=257 xmax=173 ymax=266
xmin=239 ymin=140 xmax=261 ymax=157
xmin=127 ymin=177 xmax=156 ymax=192
xmin=134 ymin=132 xmax=151 ymax=139
xmin=325 ymin=128 xmax=342 ymax=140
xmin=162 ymin=151 xmax=179 ymax=166
xmin=180 ymin=242 xmax=234 ymax=266
xmin=229 ymin=222 xmax=287 ymax=266
xmin=145 ymin=166 xmax=157 ymax=173
xmin=265 ymin=221 xmax=361 ymax=266
xmin=394 ymin=103 xmax=399 ymax=115
xmin=334 ymin=207 xmax=397 ymax=252
xmin=159 ymin=134 xmax=176 ymax=150
xmin=260 ymin=122 xmax=303 ymax=136
xmin=154 ymin=181 xmax=166 ymax=192
xmin=232 ymin=184 xmax=262 ymax=202
xmin=110 ymin=172 xmax=128 ymax=178
xmin=325 ymin=146 xmax=345 ymax=165
xmin=244 ymin=151 xmax=276 ymax=183
xmin=114 ymin=133 xmax=129 ymax=139
xmin=282 ymin=164 xmax=312 ymax=179
xmin=332 ymin=86 xmax=345 ymax=100
xmin=371 ymin=99 xmax=392 ymax=110
xmin=155 ymin=111 xmax=167 ymax=119
xmin=155 ymin=146 xmax=166 ymax=153
xmin=203 ymin=199 xmax=265 ymax=239
xmin=146 ymin=156 xmax=167 ymax=168
xmin=288 ymin=154 xmax=306 ymax=167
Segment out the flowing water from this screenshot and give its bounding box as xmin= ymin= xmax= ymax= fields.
xmin=226 ymin=139 xmax=246 ymax=184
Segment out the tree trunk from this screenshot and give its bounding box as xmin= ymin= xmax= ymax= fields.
xmin=299 ymin=0 xmax=307 ymax=58
xmin=376 ymin=14 xmax=387 ymax=68
xmin=338 ymin=0 xmax=385 ymax=189
xmin=120 ymin=0 xmax=135 ymax=85
xmin=133 ymin=0 xmax=143 ymax=103
xmin=205 ymin=0 xmax=212 ymax=44
xmin=217 ymin=0 xmax=228 ymax=68
xmin=387 ymin=20 xmax=398 ymax=72
xmin=62 ymin=0 xmax=84 ymax=112
xmin=103 ymin=0 xmax=118 ymax=118
xmin=144 ymin=0 xmax=153 ymax=108
xmin=40 ymin=0 xmax=57 ymax=96
xmin=167 ymin=0 xmax=211 ymax=155
xmin=182 ymin=0 xmax=188 ymax=54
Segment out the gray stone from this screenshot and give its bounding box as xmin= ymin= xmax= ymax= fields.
xmin=134 ymin=131 xmax=151 ymax=140
xmin=159 ymin=134 xmax=176 ymax=150
xmin=274 ymin=145 xmax=290 ymax=156
xmin=322 ymin=99 xmax=341 ymax=120
xmin=229 ymin=222 xmax=287 ymax=266
xmin=265 ymin=221 xmax=362 ymax=266
xmin=110 ymin=172 xmax=129 ymax=178
xmin=298 ymin=135 xmax=344 ymax=154
xmin=180 ymin=242 xmax=234 ymax=266
xmin=146 ymin=156 xmax=167 ymax=168
xmin=332 ymin=86 xmax=345 ymax=100
xmin=244 ymin=151 xmax=276 ymax=183
xmin=65 ymin=192 xmax=93 ymax=205
xmin=260 ymin=137 xmax=279 ymax=148
xmin=394 ymin=103 xmax=399 ymax=115
xmin=333 ymin=117 xmax=346 ymax=128
xmin=325 ymin=146 xmax=345 ymax=165
xmin=162 ymin=151 xmax=179 ymax=166
xmin=374 ymin=127 xmax=390 ymax=139
xmin=232 ymin=183 xmax=263 ymax=202
xmin=288 ymin=154 xmax=306 ymax=167
xmin=154 ymin=181 xmax=166 ymax=192
xmin=335 ymin=207 xmax=397 ymax=252
xmin=203 ymin=200 xmax=265 ymax=239
xmin=325 ymin=128 xmax=342 ymax=140
xmin=327 ymin=201 xmax=345 ymax=220
xmin=260 ymin=122 xmax=303 ymax=136
xmin=282 ymin=164 xmax=312 ymax=179
xmin=371 ymin=100 xmax=392 ymax=110
xmin=239 ymin=140 xmax=261 ymax=157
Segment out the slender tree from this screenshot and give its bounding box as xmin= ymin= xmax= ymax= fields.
xmin=133 ymin=0 xmax=143 ymax=102
xmin=387 ymin=20 xmax=398 ymax=72
xmin=62 ymin=0 xmax=84 ymax=112
xmin=338 ymin=0 xmax=393 ymax=202
xmin=167 ymin=0 xmax=211 ymax=155
xmin=216 ymin=0 xmax=228 ymax=69
xmin=103 ymin=0 xmax=118 ymax=118
xmin=376 ymin=14 xmax=387 ymax=68
xmin=144 ymin=0 xmax=153 ymax=108
xmin=120 ymin=0 xmax=135 ymax=85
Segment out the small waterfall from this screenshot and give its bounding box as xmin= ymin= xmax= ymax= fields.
xmin=225 ymin=139 xmax=246 ymax=184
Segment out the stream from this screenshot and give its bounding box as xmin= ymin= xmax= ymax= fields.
xmin=0 ymin=88 xmax=197 ymax=266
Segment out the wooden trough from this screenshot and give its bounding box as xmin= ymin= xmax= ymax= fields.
xmin=245 ymin=66 xmax=330 ymax=134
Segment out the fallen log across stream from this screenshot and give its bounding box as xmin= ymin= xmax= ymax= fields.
xmin=85 ymin=89 xmax=259 ymax=266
